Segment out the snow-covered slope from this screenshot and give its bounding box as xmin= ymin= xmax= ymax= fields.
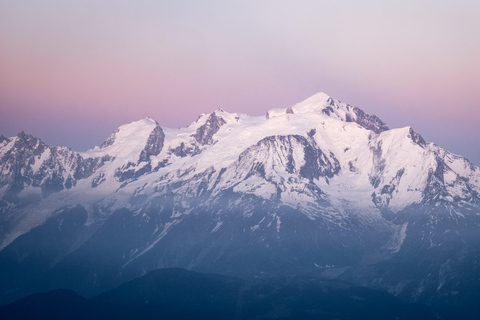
xmin=1 ymin=92 xmax=479 ymax=307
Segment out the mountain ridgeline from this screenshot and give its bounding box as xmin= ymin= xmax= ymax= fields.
xmin=1 ymin=92 xmax=480 ymax=314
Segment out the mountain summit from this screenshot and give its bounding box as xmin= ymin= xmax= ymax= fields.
xmin=1 ymin=92 xmax=479 ymax=311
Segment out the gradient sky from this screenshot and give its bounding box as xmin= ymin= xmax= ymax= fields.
xmin=1 ymin=1 xmax=479 ymax=165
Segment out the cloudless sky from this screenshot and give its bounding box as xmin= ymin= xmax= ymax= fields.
xmin=1 ymin=0 xmax=479 ymax=165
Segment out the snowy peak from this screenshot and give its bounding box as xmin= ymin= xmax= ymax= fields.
xmin=316 ymin=96 xmax=388 ymax=134
xmin=265 ymin=92 xmax=388 ymax=134
xmin=165 ymin=109 xmax=243 ymax=159
xmin=191 ymin=108 xmax=241 ymax=130
xmin=99 ymin=117 xmax=158 ymax=150
xmin=79 ymin=117 xmax=167 ymax=186
xmin=192 ymin=111 xmax=226 ymax=146
xmin=220 ymin=134 xmax=341 ymax=202
xmin=292 ymin=92 xmax=332 ymax=114
xmin=0 ymin=131 xmax=111 ymax=200
xmin=87 ymin=117 xmax=163 ymax=160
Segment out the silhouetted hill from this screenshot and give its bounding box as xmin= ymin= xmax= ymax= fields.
xmin=0 ymin=268 xmax=441 ymax=320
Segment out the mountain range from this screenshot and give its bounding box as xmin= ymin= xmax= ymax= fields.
xmin=1 ymin=92 xmax=479 ymax=313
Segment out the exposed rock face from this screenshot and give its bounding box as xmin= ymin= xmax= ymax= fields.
xmin=100 ymin=129 xmax=118 ymax=148
xmin=350 ymin=106 xmax=389 ymax=134
xmin=139 ymin=125 xmax=165 ymax=163
xmin=192 ymin=112 xmax=226 ymax=145
xmin=0 ymin=132 xmax=110 ymax=200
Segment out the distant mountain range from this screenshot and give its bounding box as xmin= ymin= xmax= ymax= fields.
xmin=1 ymin=92 xmax=480 ymax=314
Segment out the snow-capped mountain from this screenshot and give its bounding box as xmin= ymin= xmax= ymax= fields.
xmin=1 ymin=92 xmax=479 ymax=310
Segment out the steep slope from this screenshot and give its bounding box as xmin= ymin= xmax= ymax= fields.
xmin=0 ymin=92 xmax=479 ymax=310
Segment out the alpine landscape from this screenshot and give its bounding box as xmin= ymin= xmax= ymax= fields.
xmin=2 ymin=1 xmax=480 ymax=319
xmin=1 ymin=92 xmax=479 ymax=319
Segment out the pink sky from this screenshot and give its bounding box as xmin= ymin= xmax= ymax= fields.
xmin=1 ymin=0 xmax=479 ymax=164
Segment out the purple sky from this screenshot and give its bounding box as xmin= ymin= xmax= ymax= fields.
xmin=1 ymin=1 xmax=479 ymax=165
